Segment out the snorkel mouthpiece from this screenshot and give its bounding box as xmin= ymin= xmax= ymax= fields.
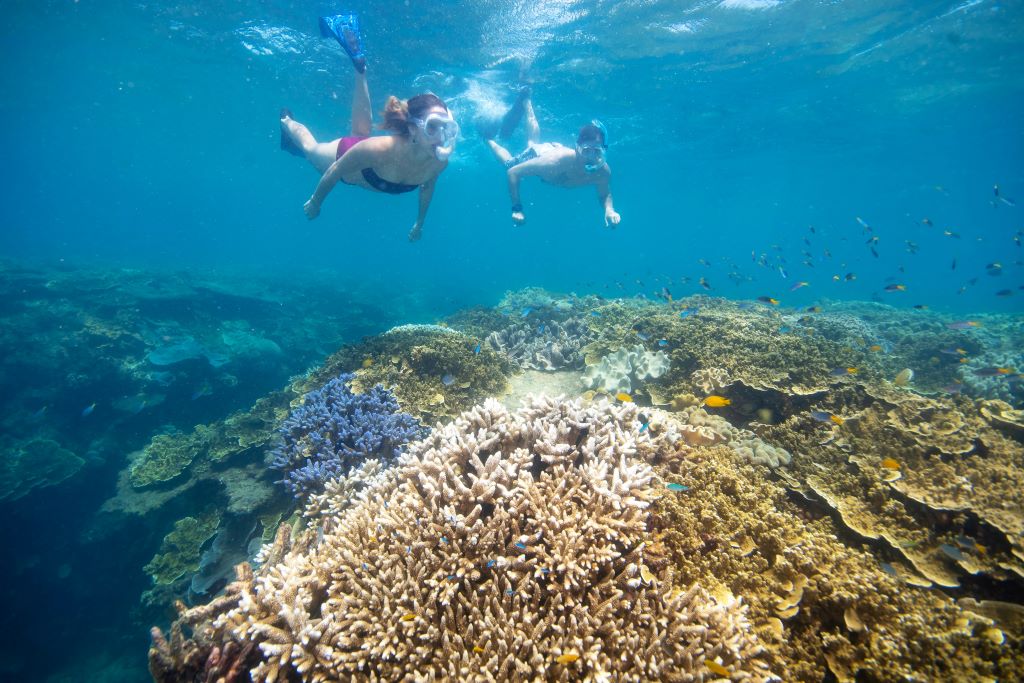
xmin=577 ymin=118 xmax=608 ymax=173
xmin=434 ymin=144 xmax=454 ymax=161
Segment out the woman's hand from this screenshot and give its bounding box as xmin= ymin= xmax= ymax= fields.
xmin=604 ymin=208 xmax=621 ymax=227
xmin=408 ymin=221 xmax=423 ymax=242
xmin=304 ymin=198 xmax=321 ymax=220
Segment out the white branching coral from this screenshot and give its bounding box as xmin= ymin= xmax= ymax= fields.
xmin=215 ymin=396 xmax=773 ymax=681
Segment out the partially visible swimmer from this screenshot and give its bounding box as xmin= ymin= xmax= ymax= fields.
xmin=279 ymin=13 xmax=458 ymax=241
xmin=481 ymin=86 xmax=620 ymax=228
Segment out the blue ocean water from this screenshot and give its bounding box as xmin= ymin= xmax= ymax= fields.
xmin=0 ymin=0 xmax=1022 ymax=680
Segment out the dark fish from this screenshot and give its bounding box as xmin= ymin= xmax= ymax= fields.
xmin=679 ymin=307 xmax=699 ymax=319
xmin=699 ymin=277 xmax=711 ymax=290
xmin=844 ymin=273 xmax=856 ymax=281
xmin=441 ymin=373 xmax=456 ymax=386
xmin=81 ymin=403 xmax=96 ymax=417
xmin=922 ymin=218 xmax=933 ymax=226
xmin=884 ymin=284 xmax=906 ymax=292
xmin=951 ymin=258 xmax=957 ymax=270
xmin=946 ymin=320 xmax=980 ymax=329
xmin=996 ymin=289 xmax=1013 ymax=297
xmin=973 ymin=366 xmax=1014 ymax=377
xmin=474 ymin=342 xmax=481 ymax=354
xmin=913 ymin=304 xmax=928 ymax=310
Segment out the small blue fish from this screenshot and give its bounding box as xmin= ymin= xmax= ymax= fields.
xmin=486 ymin=559 xmax=497 ymax=568
xmin=473 ymin=343 xmax=481 ymax=355
xmin=778 ymin=266 xmax=788 ymax=279
xmin=636 ymin=331 xmax=650 ymax=341
xmin=514 ymin=542 xmax=527 ymax=550
xmin=590 ymin=310 xmax=602 ymax=317
xmin=778 ymin=326 xmax=791 ymax=334
xmin=191 ymin=385 xmax=213 ymax=400
xmin=639 ymin=422 xmax=649 ymax=433
xmin=880 ymin=562 xmax=897 ymax=576
xmin=362 ymin=562 xmax=368 ymax=570
xmin=447 ymin=575 xmax=457 ymax=580
xmin=954 ymin=534 xmax=976 ymax=550
xmin=657 ymin=339 xmax=669 ymax=347
xmin=679 ymin=307 xmax=699 ymax=319
xmin=81 ymin=403 xmax=96 ymax=417
xmin=505 ymin=589 xmax=516 ymax=596
xmin=809 ymin=411 xmax=834 ymax=423
xmin=521 ymin=307 xmax=533 ymax=317
xmin=939 ymin=544 xmax=965 ymax=561
xmin=665 ymin=483 xmax=689 ymax=492
xmin=440 ymin=536 xmax=449 ymax=544
xmin=442 ymin=374 xmax=455 ymax=386
xmin=538 ymin=324 xmax=546 ymax=334
xmin=30 ymin=406 xmax=48 ymax=419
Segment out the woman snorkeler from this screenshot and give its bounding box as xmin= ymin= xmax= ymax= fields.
xmin=279 ymin=14 xmax=459 ymax=241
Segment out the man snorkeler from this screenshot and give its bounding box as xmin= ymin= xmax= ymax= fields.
xmin=482 ymin=88 xmax=620 ymax=228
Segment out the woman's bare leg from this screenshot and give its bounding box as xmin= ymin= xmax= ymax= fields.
xmin=280 ymin=112 xmax=339 ymax=174
xmin=350 ymin=70 xmax=372 ymax=137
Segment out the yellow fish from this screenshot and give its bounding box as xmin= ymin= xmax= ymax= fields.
xmin=400 ymin=613 xmax=417 ymax=622
xmin=616 ymin=392 xmax=633 ymax=403
xmin=868 ymin=344 xmax=883 ymax=352
xmin=555 ymin=653 xmax=580 ymax=665
xmin=472 ymin=646 xmax=485 ymax=653
xmin=703 ymin=396 xmax=731 ymax=408
xmin=829 ymin=414 xmax=844 ymax=426
xmin=880 ymin=458 xmax=901 ymax=470
xmin=706 ymin=660 xmax=729 ymax=676
xmin=362 ymin=357 xmax=374 ymax=368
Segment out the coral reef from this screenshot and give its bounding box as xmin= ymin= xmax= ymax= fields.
xmin=269 ymin=373 xmax=425 ymax=500
xmin=0 ymin=437 xmax=84 ymax=501
xmin=130 ymin=428 xmax=213 ymax=489
xmin=486 ymin=317 xmax=593 ymax=371
xmin=583 ymin=344 xmax=671 ymax=394
xmin=144 ymin=510 xmax=222 ymax=586
xmin=156 ymin=397 xmax=775 ymax=681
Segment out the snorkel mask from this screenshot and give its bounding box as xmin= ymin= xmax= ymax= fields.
xmin=577 ymin=119 xmax=608 ymax=173
xmin=413 ymin=111 xmax=460 ymax=161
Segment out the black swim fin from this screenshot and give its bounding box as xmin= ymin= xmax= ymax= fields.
xmin=279 ymin=108 xmax=303 ymax=157
xmin=498 ymin=85 xmax=532 ymax=140
xmin=319 ymin=14 xmax=366 ymax=73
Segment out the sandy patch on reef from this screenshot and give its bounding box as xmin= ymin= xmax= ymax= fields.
xmin=502 ymin=369 xmax=585 ymax=409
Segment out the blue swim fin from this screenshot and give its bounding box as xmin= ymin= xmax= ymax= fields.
xmin=319 ymin=14 xmax=366 ymax=73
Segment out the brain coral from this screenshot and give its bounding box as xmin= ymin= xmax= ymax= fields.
xmin=212 ymin=397 xmax=772 ymax=681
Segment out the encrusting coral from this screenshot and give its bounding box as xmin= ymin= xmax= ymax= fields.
xmin=158 ymin=397 xmax=774 ymax=681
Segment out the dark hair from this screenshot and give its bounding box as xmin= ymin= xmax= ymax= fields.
xmin=381 ymin=93 xmax=448 ymax=136
xmin=577 ymin=122 xmax=606 ymax=147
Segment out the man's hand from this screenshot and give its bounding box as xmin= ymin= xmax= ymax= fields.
xmin=604 ymin=208 xmax=621 ymax=227
xmin=512 ymin=210 xmax=526 ymax=226
xmin=408 ymin=222 xmax=423 ymax=242
xmin=304 ymin=198 xmax=321 ymax=220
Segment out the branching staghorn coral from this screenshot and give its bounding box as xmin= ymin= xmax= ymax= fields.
xmin=211 ymin=397 xmax=772 ymax=681
xmin=269 ymin=373 xmax=425 ymax=500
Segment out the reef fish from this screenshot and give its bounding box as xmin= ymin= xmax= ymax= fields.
xmin=616 ymin=392 xmax=633 ymax=402
xmin=946 ymin=320 xmax=980 ymax=329
xmin=81 ymin=402 xmax=96 ymax=417
xmin=893 ymin=368 xmax=914 ymax=386
xmin=973 ymin=366 xmax=1014 ymax=377
xmin=884 ymin=284 xmax=906 ymax=292
xmin=830 ymin=367 xmax=858 ymax=376
xmin=441 ymin=374 xmax=456 ymax=386
xmin=706 ymin=661 xmax=730 ymax=676
xmin=555 ymin=654 xmax=580 ymax=665
xmin=473 ymin=342 xmax=481 ymax=354
xmin=810 ymin=411 xmax=843 ymax=425
xmin=757 ymin=296 xmax=780 ymax=305
xmin=400 ymin=613 xmax=417 ymax=622
xmin=940 ymin=544 xmax=966 ymax=562
xmin=790 ymin=281 xmax=810 ymax=291
xmin=666 ymin=483 xmax=689 ymax=492
xmin=703 ymin=396 xmax=731 ymax=407
xmin=679 ymin=307 xmax=700 ymax=319
xmin=880 ymin=458 xmax=901 ymax=470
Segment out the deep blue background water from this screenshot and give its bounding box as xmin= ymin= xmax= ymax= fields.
xmin=2 ymin=0 xmax=1022 ymax=312
xmin=1 ymin=1 xmax=1023 ymax=680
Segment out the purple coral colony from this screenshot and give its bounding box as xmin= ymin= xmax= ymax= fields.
xmin=270 ymin=373 xmax=426 ymax=499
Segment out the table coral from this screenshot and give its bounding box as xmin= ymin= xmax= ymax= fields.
xmin=144 ymin=510 xmax=222 ymax=586
xmin=0 ymin=438 xmax=84 ymax=502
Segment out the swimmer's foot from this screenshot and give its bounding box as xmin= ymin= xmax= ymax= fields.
xmin=475 ymin=117 xmax=500 ymax=141
xmin=319 ymin=14 xmax=366 ymax=73
xmin=279 ymin=108 xmax=303 ymax=157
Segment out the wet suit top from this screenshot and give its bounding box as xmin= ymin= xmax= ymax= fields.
xmin=336 ymin=136 xmax=420 ymax=194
